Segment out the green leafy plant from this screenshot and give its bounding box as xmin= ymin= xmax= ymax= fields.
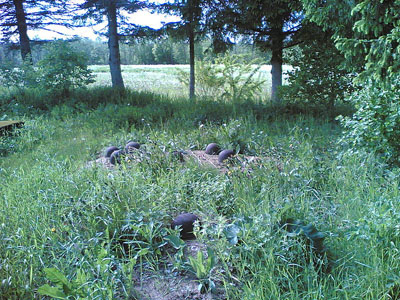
xmin=0 ymin=42 xmax=93 ymax=98
xmin=165 ymin=233 xmax=187 ymax=269
xmin=280 ymin=27 xmax=354 ymax=110
xmin=223 ymin=224 xmax=241 ymax=245
xmin=0 ymin=57 xmax=39 ymax=89
xmin=187 ymin=247 xmax=217 ymax=293
xmin=178 ymin=53 xmax=265 ymax=102
xmin=37 ymin=268 xmax=88 ymax=300
xmin=117 ymin=211 xmax=167 ymax=257
xmin=218 ymin=120 xmax=249 ymax=154
xmin=280 ymin=218 xmax=331 ymax=273
xmin=37 ymin=41 xmax=95 ymax=96
xmin=281 ymin=219 xmax=326 ymax=254
xmin=338 ymin=76 xmax=400 ymax=165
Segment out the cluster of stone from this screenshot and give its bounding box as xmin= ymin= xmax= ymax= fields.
xmin=205 ymin=143 xmax=234 ymax=163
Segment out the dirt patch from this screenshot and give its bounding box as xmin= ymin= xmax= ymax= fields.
xmin=86 ymin=156 xmax=114 ymax=169
xmin=85 ymin=149 xmax=149 ymax=170
xmin=87 ymin=149 xmax=278 ymax=175
xmin=184 ymin=240 xmax=208 ymax=259
xmin=130 ymin=240 xmax=225 ymax=300
xmin=184 ymin=150 xmax=272 ymax=174
xmin=130 ymin=272 xmax=216 ymax=300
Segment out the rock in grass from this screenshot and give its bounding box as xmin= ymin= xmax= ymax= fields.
xmin=125 ymin=141 xmax=140 ymax=153
xmin=218 ymin=149 xmax=234 ymax=163
xmin=110 ymin=149 xmax=125 ymax=165
xmin=205 ymin=143 xmax=220 ymax=155
xmin=104 ymin=146 xmax=119 ymax=158
xmin=171 ymin=213 xmax=199 ymax=240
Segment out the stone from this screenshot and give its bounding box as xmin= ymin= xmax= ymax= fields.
xmin=125 ymin=141 xmax=140 ymax=153
xmin=104 ymin=146 xmax=119 ymax=158
xmin=218 ymin=149 xmax=234 ymax=163
xmin=110 ymin=149 xmax=125 ymax=165
xmin=205 ymin=143 xmax=220 ymax=155
xmin=171 ymin=213 xmax=200 ymax=240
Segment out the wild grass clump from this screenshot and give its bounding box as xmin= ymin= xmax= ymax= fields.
xmin=0 ymin=86 xmax=400 ymax=299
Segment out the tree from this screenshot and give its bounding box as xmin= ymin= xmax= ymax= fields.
xmin=152 ymin=38 xmax=175 ymax=64
xmin=157 ymin=0 xmax=205 ymax=100
xmin=280 ymin=22 xmax=354 ymax=110
xmin=0 ymin=0 xmax=72 ymax=61
xmin=207 ymin=0 xmax=303 ymax=102
xmin=78 ymin=0 xmax=148 ymax=89
xmin=302 ymin=0 xmax=400 ymax=164
xmin=303 ymin=0 xmax=400 ymax=84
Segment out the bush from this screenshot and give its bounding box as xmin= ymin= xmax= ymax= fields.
xmin=178 ymin=53 xmax=265 ymax=102
xmin=37 ymin=41 xmax=95 ymax=96
xmin=338 ymin=76 xmax=400 ymax=165
xmin=280 ymin=31 xmax=354 ymax=109
xmin=0 ymin=56 xmax=39 ymax=89
xmin=0 ymin=41 xmax=94 ymax=97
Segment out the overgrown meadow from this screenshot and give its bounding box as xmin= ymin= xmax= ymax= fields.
xmin=1 ymin=68 xmax=400 ymax=300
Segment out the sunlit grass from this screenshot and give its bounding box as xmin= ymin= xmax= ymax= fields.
xmin=89 ymin=64 xmax=292 ymax=98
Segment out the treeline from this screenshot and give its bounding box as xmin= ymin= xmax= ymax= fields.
xmin=0 ymin=37 xmax=267 ymax=66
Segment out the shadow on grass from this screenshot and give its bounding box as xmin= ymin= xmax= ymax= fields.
xmin=0 ymin=86 xmax=354 ymax=128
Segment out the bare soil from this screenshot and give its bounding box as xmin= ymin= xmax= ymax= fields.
xmin=129 ymin=241 xmax=225 ymax=300
xmin=87 ymin=149 xmax=271 ymax=175
xmin=184 ymin=150 xmax=263 ymax=174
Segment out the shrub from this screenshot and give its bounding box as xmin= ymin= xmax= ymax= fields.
xmin=280 ymin=31 xmax=354 ymax=109
xmin=0 ymin=41 xmax=94 ymax=98
xmin=37 ymin=41 xmax=95 ymax=96
xmin=0 ymin=56 xmax=38 ymax=89
xmin=178 ymin=53 xmax=265 ymax=102
xmin=338 ymin=76 xmax=400 ymax=165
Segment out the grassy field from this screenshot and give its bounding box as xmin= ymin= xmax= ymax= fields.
xmin=89 ymin=65 xmax=291 ymax=98
xmin=0 ymin=67 xmax=399 ymax=300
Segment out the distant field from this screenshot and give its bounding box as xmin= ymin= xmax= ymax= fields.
xmin=90 ymin=65 xmax=187 ymax=96
xmin=89 ymin=64 xmax=292 ymax=98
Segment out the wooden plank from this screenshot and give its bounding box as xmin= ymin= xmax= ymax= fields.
xmin=0 ymin=121 xmax=24 ymax=135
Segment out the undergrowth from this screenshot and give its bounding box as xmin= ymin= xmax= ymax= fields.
xmin=0 ymin=86 xmax=398 ymax=299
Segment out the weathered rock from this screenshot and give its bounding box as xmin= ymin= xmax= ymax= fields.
xmin=171 ymin=213 xmax=199 ymax=240
xmin=205 ymin=143 xmax=220 ymax=155
xmin=125 ymin=141 xmax=140 ymax=153
xmin=218 ymin=149 xmax=234 ymax=163
xmin=104 ymin=146 xmax=119 ymax=158
xmin=110 ymin=149 xmax=126 ymax=165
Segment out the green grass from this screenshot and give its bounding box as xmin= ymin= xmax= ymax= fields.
xmin=89 ymin=64 xmax=292 ymax=98
xmin=0 ymin=82 xmax=399 ymax=299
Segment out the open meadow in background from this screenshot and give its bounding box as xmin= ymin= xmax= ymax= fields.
xmin=1 ymin=63 xmax=400 ymax=300
xmin=89 ymin=65 xmax=292 ymax=98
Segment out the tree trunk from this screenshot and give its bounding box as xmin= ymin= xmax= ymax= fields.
xmin=270 ymin=28 xmax=284 ymax=103
xmin=13 ymin=0 xmax=31 ymax=62
xmin=107 ymin=1 xmax=124 ymax=89
xmin=189 ymin=23 xmax=195 ymax=100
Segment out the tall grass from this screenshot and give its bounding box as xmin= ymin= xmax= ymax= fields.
xmin=0 ymin=86 xmax=399 ymax=299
